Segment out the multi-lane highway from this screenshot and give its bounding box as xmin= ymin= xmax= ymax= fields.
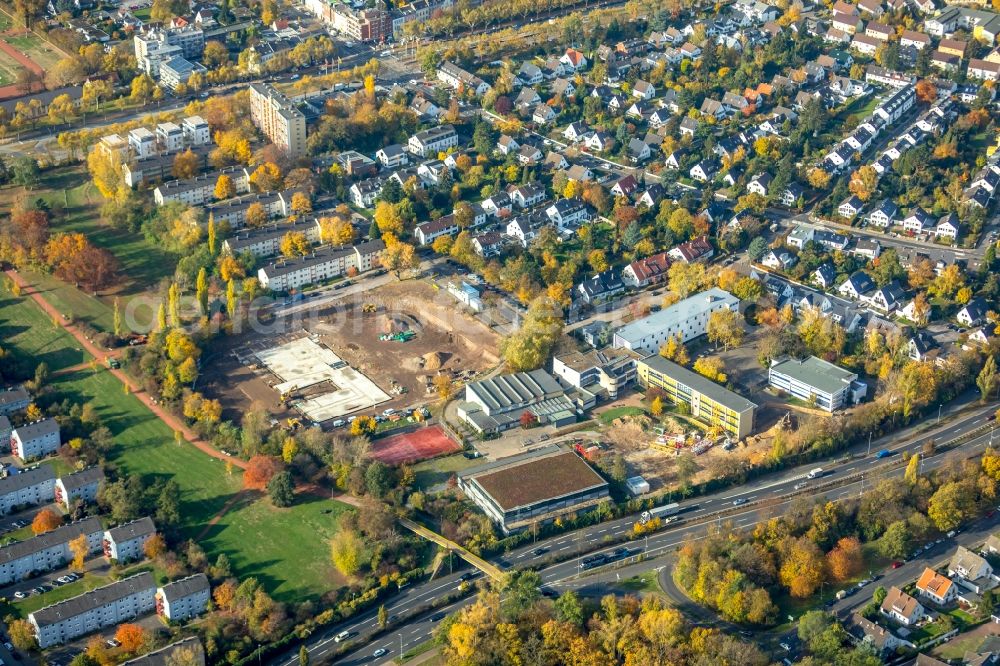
xmin=273 ymin=394 xmax=996 ymax=665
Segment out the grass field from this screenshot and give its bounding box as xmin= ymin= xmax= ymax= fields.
xmin=617 ymin=570 xmax=663 ymax=594
xmin=3 ymin=572 xmax=112 ymax=619
xmin=3 ymin=34 xmax=64 ymax=70
xmin=51 ymin=369 xmax=242 ymax=537
xmin=0 ymin=167 xmax=181 ymax=333
xmin=0 ymin=48 xmax=22 ymax=86
xmin=412 ymin=454 xmax=479 ymax=490
xmin=200 ymin=493 xmax=352 ymax=603
xmin=0 ymin=279 xmax=91 ymax=371
xmin=598 ymin=406 xmax=645 ymax=425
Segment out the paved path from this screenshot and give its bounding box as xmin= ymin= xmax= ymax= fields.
xmin=400 ymin=517 xmax=504 ymax=580
xmin=5 ymin=269 xmax=248 ymax=471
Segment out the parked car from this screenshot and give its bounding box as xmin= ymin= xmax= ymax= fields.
xmin=11 ymin=592 xmax=25 ymax=600
xmin=105 ymin=639 xmax=120 ymax=648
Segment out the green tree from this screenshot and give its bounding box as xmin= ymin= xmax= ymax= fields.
xmin=927 ymin=481 xmax=972 ymax=532
xmin=364 ymin=461 xmax=393 ymax=498
xmin=196 ymin=267 xmax=209 ymax=314
xmin=978 ymin=356 xmax=997 ymax=403
xmin=554 ymin=590 xmax=584 ymax=626
xmin=267 ymin=470 xmax=294 ymax=507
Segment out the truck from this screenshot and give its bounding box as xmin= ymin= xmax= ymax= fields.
xmin=807 ymin=468 xmax=824 ymax=479
xmin=638 ymin=503 xmax=680 ymax=525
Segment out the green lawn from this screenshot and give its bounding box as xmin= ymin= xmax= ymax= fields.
xmin=50 ymin=369 xmax=242 ymax=537
xmin=617 ymin=570 xmax=663 ymax=594
xmin=0 ymin=279 xmax=91 ymax=372
xmin=21 ymin=271 xmax=117 ymax=333
xmin=598 ymin=406 xmax=645 ymax=425
xmin=412 ymin=454 xmax=479 ymax=491
xmin=199 ymin=493 xmax=352 ymax=603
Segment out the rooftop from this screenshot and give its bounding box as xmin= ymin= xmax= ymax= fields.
xmin=0 ymin=465 xmax=55 ymax=495
xmin=58 ymin=466 xmax=103 ymax=492
xmin=639 ymin=355 xmax=757 ymax=413
xmin=12 ymin=417 xmax=59 ymax=441
xmin=769 ymin=356 xmax=858 ymax=395
xmin=466 ymin=369 xmax=564 ymax=413
xmin=31 ymin=572 xmax=155 ymax=627
xmin=105 ymin=516 xmax=156 ymax=542
xmin=158 ymin=573 xmax=209 ymax=602
xmin=0 ymin=518 xmax=102 ymax=566
xmin=460 ymin=447 xmax=608 ymax=512
xmin=614 ymin=288 xmax=738 ymax=347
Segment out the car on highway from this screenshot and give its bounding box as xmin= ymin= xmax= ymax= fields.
xmin=874 ymin=449 xmax=892 ymax=459
xmin=333 ymin=631 xmax=350 ymax=643
xmin=431 ymin=612 xmax=446 ymax=622
xmin=532 ymin=547 xmax=548 ymax=556
xmin=732 ymin=498 xmax=748 ymax=506
xmin=793 ymin=482 xmax=807 ymax=490
xmin=372 ymin=648 xmax=388 ymax=658
xmin=891 ymin=561 xmax=902 ymax=569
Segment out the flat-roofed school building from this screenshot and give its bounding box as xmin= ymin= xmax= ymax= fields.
xmin=457 ymin=446 xmax=609 ymax=534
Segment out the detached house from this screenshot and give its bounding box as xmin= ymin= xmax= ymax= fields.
xmin=902 ymin=207 xmax=934 ymax=234
xmin=560 ymin=48 xmax=588 ymax=71
xmin=747 ymin=172 xmax=773 ymax=197
xmin=948 ymin=546 xmax=994 ymax=593
xmin=622 ymin=252 xmax=671 ymax=288
xmin=880 ymin=586 xmax=925 ymax=626
xmin=957 ymin=297 xmax=989 ymax=327
xmin=868 ymin=199 xmax=898 ymax=227
xmin=690 ymin=158 xmax=719 ymax=182
xmin=916 ymin=567 xmax=957 ymax=605
xmin=576 ymin=270 xmax=625 ymax=305
xmin=839 ymin=196 xmax=864 ymax=219
xmin=632 ymin=80 xmax=656 ymax=99
xmin=935 ymin=213 xmax=961 ymax=240
xmin=838 ymin=271 xmax=876 ymax=299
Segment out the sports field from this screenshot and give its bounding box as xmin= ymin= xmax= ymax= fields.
xmin=371 ymin=425 xmax=461 ymax=465
xmin=4 ymin=33 xmax=64 ymax=70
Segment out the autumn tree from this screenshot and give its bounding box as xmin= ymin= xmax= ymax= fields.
xmin=245 ymin=202 xmax=268 ymax=228
xmin=171 ymin=149 xmax=200 ymax=179
xmin=380 ymin=233 xmax=418 ymax=277
xmin=319 ymin=216 xmax=355 ymax=245
xmin=667 ymin=261 xmax=706 ymax=298
xmin=214 ymin=173 xmax=235 ymax=200
xmin=7 ymin=619 xmax=36 ymax=651
xmin=373 ymin=201 xmax=404 ymax=235
xmin=290 ymin=191 xmax=312 ymax=215
xmin=114 ymin=623 xmax=147 ymax=654
xmin=693 ymin=356 xmax=727 ymax=382
xmin=244 ymin=455 xmax=282 ymax=490
xmin=927 ymin=481 xmax=974 ymax=532
xmin=32 ymin=508 xmax=61 ymax=535
xmin=350 ymin=415 xmax=377 ymax=436
xmin=848 ymin=166 xmax=878 ymax=202
xmin=280 ymin=231 xmax=310 ymax=257
xmin=144 ymin=532 xmax=167 ymax=559
xmin=977 ymin=356 xmax=997 ymax=403
xmin=330 ymin=527 xmax=365 ymax=576
xmin=826 ymin=536 xmax=863 ymax=581
xmin=707 ymin=308 xmax=745 ymax=350
xmin=915 ymin=79 xmax=937 ymax=104
xmin=69 ymin=533 xmax=89 ymax=570
xmin=779 ymin=537 xmax=826 ymax=598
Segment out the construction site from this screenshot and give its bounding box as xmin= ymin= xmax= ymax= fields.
xmin=202 ymin=280 xmax=502 ymax=424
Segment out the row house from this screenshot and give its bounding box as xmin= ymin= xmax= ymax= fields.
xmin=436 ymin=62 xmax=490 ymax=96
xmin=221 ymin=219 xmax=322 ymax=258
xmin=0 ymin=465 xmax=55 ymax=515
xmin=29 ymin=573 xmax=157 ymax=648
xmin=156 ymin=574 xmax=211 ymax=622
xmin=257 ymin=240 xmax=385 ymax=291
xmin=104 ymin=517 xmax=157 ymax=564
xmin=205 ymin=190 xmax=298 ymax=229
xmin=54 ymin=467 xmax=102 ymax=508
xmin=11 ymin=418 xmax=61 ymax=461
xmin=152 ymin=166 xmax=250 ymax=206
xmin=0 ymin=518 xmax=103 ymax=585
xmin=414 ymin=215 xmax=459 ymax=246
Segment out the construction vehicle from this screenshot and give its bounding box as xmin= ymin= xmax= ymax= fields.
xmin=379 ymin=330 xmax=416 ymax=342
xmin=106 ymin=356 xmax=120 ymax=369
xmin=638 ymin=503 xmax=680 ymax=526
xmin=286 ymin=417 xmax=302 ymax=430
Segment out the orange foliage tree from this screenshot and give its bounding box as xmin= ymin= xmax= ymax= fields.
xmin=31 ymin=508 xmax=62 ymax=535
xmin=114 ymin=623 xmax=147 ymax=654
xmin=826 ymin=536 xmax=863 ymax=581
xmin=244 ymin=455 xmax=282 ymax=490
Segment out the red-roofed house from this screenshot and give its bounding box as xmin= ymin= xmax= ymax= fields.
xmin=622 ymin=252 xmax=671 ymax=288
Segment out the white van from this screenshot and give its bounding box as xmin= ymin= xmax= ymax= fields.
xmin=334 ymin=631 xmax=350 ymax=643
xmin=807 ymin=468 xmax=823 ymax=479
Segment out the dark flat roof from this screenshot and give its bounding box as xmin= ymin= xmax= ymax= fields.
xmin=464 ymin=448 xmax=607 ymax=512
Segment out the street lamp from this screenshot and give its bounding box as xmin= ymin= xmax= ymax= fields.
xmin=398 ymin=633 xmax=403 ymax=657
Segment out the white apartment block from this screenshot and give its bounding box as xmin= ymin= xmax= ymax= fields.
xmin=156 ymin=122 xmax=184 ymax=152
xmin=153 ymin=166 xmax=251 ymax=206
xmin=134 ymin=27 xmax=204 ymax=75
xmin=0 ymin=386 xmax=30 ymax=416
xmin=248 ymin=83 xmax=307 ymax=157
xmin=29 ymin=572 xmax=157 ymax=648
xmin=257 ymin=239 xmax=385 ymax=291
xmin=613 ymin=288 xmax=739 ymax=355
xmin=768 ymin=356 xmax=866 ymax=412
xmin=0 ymin=465 xmax=55 ymax=515
xmin=54 ymin=467 xmax=103 ymax=508
xmin=128 ymin=128 xmax=155 ymax=159
xmin=11 ymin=418 xmax=61 ymax=461
xmin=103 ymin=517 xmax=156 ymax=563
xmin=206 ymin=190 xmax=296 ymax=229
xmin=0 ymin=517 xmax=103 ymax=585
xmin=181 ymin=116 xmax=211 ymax=146
xmin=156 ymin=574 xmax=210 ymax=622
xmin=222 ymin=219 xmax=321 ymax=258
xmin=407 ymin=125 xmax=458 ymax=157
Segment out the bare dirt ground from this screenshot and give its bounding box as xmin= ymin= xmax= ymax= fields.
xmin=201 ymin=280 xmax=501 ymax=423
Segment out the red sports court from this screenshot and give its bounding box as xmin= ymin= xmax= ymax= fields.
xmin=370 ymin=425 xmax=460 ymax=465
